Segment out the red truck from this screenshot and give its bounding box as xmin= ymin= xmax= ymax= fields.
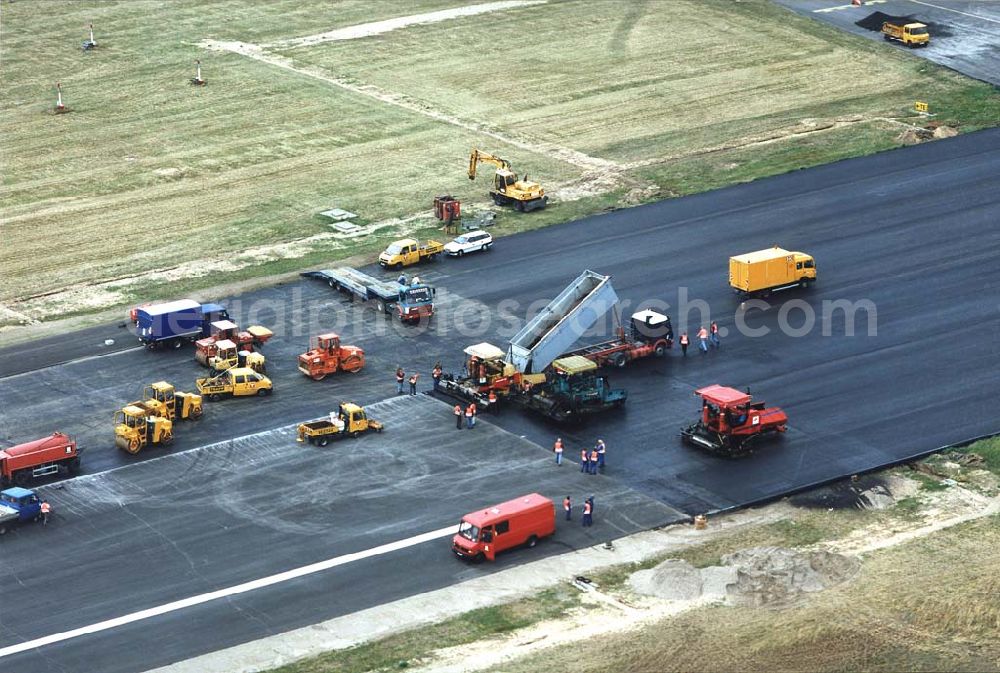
xmin=0 ymin=433 xmax=81 ymax=486
xmin=452 ymin=493 xmax=556 ymax=562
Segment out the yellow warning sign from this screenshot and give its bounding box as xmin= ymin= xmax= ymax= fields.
xmin=914 ymin=101 xmax=929 ymax=113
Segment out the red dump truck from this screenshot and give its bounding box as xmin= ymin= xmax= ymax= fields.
xmin=0 ymin=433 xmax=81 ymax=486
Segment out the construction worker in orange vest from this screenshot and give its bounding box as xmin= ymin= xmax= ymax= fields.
xmin=553 ymin=437 xmax=564 ymax=466
xmin=679 ymin=332 xmax=689 ymax=356
xmin=454 ymin=404 xmax=463 ymax=429
xmin=710 ymin=320 xmax=721 ymax=349
xmin=697 ymin=326 xmax=709 ymax=354
xmin=580 ymin=447 xmax=588 ymax=472
xmin=408 ymin=373 xmax=419 ymax=395
xmin=488 ymin=389 xmax=498 ymax=414
xmin=582 ymin=499 xmax=593 ymax=527
xmin=465 ymin=403 xmax=475 ymax=429
xmin=432 ymin=363 xmax=443 ymax=392
xmin=40 ymin=500 xmax=51 ymax=526
xmin=588 ymin=447 xmax=599 ymax=474
xmin=596 ymin=439 xmax=606 ymax=470
xmin=563 ymin=496 xmax=572 ymax=521
xmin=396 ymin=366 xmax=405 ymax=394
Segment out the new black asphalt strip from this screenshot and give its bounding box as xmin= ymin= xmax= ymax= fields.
xmin=1 ymin=128 xmax=999 ymax=672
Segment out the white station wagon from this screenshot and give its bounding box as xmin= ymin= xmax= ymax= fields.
xmin=444 ymin=230 xmax=493 ymax=256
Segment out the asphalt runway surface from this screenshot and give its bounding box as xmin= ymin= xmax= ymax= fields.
xmin=1 ymin=128 xmax=999 ymax=671
xmin=773 ymin=0 xmax=1000 ymax=85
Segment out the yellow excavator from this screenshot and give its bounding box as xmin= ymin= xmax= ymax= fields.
xmin=468 ymin=148 xmax=548 ymax=212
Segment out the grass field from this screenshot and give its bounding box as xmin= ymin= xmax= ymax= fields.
xmin=3 ymin=0 xmax=998 ymax=326
xmin=500 ymin=515 xmax=1000 ymax=673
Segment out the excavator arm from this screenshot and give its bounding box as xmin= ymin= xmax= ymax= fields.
xmin=468 ymin=148 xmax=510 ymax=181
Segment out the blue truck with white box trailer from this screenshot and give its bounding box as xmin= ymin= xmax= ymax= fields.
xmin=135 ymin=300 xmax=230 ymax=350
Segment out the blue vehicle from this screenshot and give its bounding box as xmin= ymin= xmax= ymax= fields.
xmin=136 ymin=300 xmax=230 ymax=350
xmin=0 ymin=487 xmax=42 ymax=535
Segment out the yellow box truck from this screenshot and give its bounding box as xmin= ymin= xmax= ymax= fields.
xmin=729 ymin=247 xmax=816 ymax=297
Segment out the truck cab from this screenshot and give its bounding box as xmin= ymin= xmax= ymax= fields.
xmin=0 ymin=487 xmax=42 ymax=533
xmin=380 ymin=238 xmax=421 ymax=268
xmin=452 ymin=493 xmax=555 ymax=562
xmin=397 ymin=284 xmax=435 ymax=321
xmin=629 ymin=309 xmax=673 ymax=347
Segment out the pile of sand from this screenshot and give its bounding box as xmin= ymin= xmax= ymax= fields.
xmin=629 ymin=547 xmax=859 ymax=608
xmin=723 ymin=547 xmax=860 ymax=607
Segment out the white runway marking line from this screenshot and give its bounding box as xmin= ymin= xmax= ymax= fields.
xmin=905 ymin=0 xmax=1000 ymax=24
xmin=0 ymin=525 xmax=457 ymax=658
xmin=267 ymin=1 xmax=548 ymax=48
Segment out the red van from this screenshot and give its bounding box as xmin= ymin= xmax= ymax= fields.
xmin=452 ymin=493 xmax=556 ymax=562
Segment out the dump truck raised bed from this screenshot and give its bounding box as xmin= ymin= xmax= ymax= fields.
xmin=0 ymin=487 xmax=43 ymax=535
xmin=297 ymin=333 xmax=364 ymax=380
xmin=508 ymin=270 xmax=620 ymax=374
xmin=296 ymin=403 xmax=383 ymax=445
xmin=680 ymin=385 xmax=788 ymax=456
xmin=882 ymin=20 xmax=929 ymax=47
xmin=196 ymin=367 xmax=273 ymax=400
xmin=378 ymin=238 xmax=444 ymax=269
xmin=0 ymin=433 xmax=81 ymax=486
xmin=135 ymin=300 xmax=230 ymax=350
xmin=729 ymin=246 xmax=816 ymax=297
xmin=302 ymin=267 xmax=436 ymax=322
xmin=440 ymin=270 xmax=628 ymax=421
xmin=562 ymin=309 xmax=673 ymax=368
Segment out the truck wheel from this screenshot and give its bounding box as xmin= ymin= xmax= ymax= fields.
xmin=526 ymin=535 xmax=538 ymax=548
xmin=473 ymin=552 xmax=485 ymax=564
xmin=67 ymin=457 xmax=82 ymax=474
xmin=0 ymin=525 xmax=6 ymax=536
xmin=13 ymin=470 xmax=31 ymax=487
xmin=172 ymin=340 xmax=183 ymax=350
xmin=161 ymin=431 xmax=173 ymax=445
xmin=210 ymin=393 xmax=221 ymax=402
xmin=800 ymin=278 xmax=810 ymax=289
xmin=611 ymin=352 xmax=627 ymax=368
xmin=351 ymin=431 xmax=360 ymax=438
xmin=190 ymin=406 xmax=203 ymax=420
xmin=343 ymin=356 xmax=363 ymax=373
xmin=654 ymin=343 xmax=667 ymax=357
xmin=515 ymin=200 xmax=525 ymax=212
xmin=318 ymin=437 xmax=329 ymax=447
xmin=311 ymin=372 xmax=327 ymax=381
xmin=127 ymin=437 xmax=142 ymax=454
